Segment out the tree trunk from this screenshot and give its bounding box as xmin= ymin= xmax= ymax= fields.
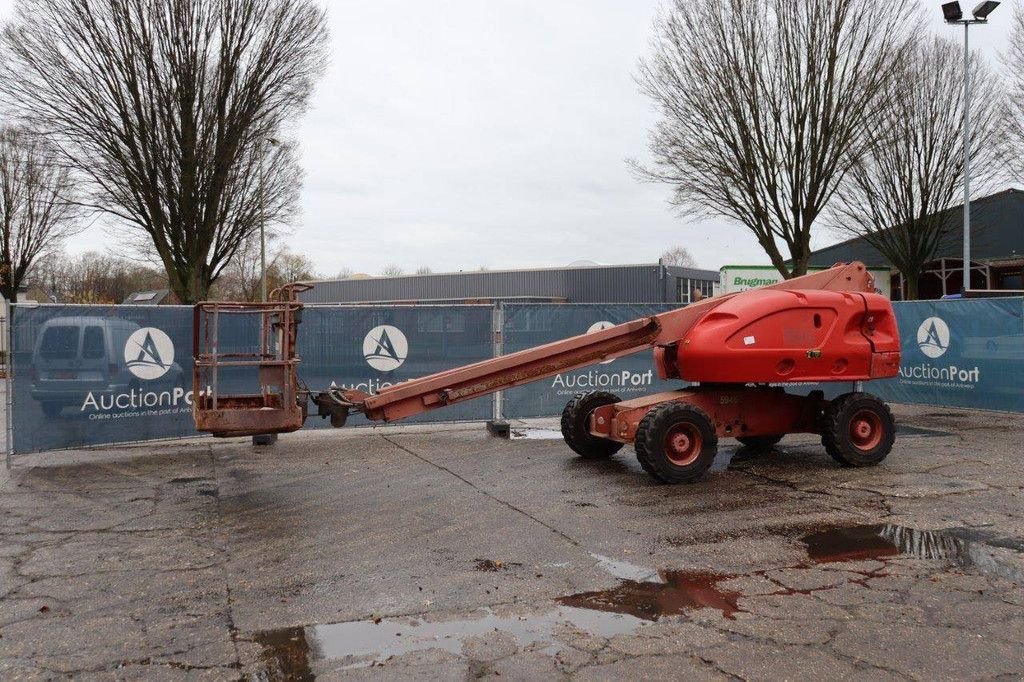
xmin=905 ymin=271 xmax=920 ymax=301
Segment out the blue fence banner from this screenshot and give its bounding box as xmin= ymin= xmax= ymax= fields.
xmin=873 ymin=298 xmax=1024 ymax=412
xmin=9 ymin=303 xmax=495 ymax=453
xmin=500 ymin=303 xmax=684 ymax=419
xmin=12 ymin=297 xmax=1024 ymax=454
xmin=295 ymin=305 xmax=494 ymax=428
xmin=9 ymin=304 xmax=196 ymax=453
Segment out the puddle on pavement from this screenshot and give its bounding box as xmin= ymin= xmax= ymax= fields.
xmin=559 ymin=571 xmax=742 ymax=621
xmin=253 ymin=626 xmax=316 ymax=681
xmin=802 ymin=523 xmax=1024 ymax=583
xmin=254 ymin=523 xmax=1023 ymax=677
xmin=591 ymin=553 xmax=663 ymax=583
xmin=254 ymin=606 xmax=643 ymax=676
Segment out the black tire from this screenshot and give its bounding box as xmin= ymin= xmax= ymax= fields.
xmin=736 ymin=434 xmax=784 ymax=452
xmin=634 ymin=403 xmax=718 ymax=484
xmin=41 ymin=402 xmax=64 ymax=418
xmin=560 ymin=391 xmax=625 ymax=460
xmin=821 ymin=392 xmax=895 ymax=467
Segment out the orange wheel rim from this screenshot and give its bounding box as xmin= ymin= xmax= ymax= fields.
xmin=664 ymin=423 xmax=703 ymax=466
xmin=849 ymin=409 xmax=883 ymax=451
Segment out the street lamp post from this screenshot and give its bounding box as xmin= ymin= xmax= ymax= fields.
xmin=943 ymin=1 xmax=999 ymax=294
xmin=260 ymin=136 xmax=281 ymax=303
xmin=254 ymin=136 xmax=282 ymax=448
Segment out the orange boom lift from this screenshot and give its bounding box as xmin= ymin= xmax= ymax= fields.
xmin=193 ymin=262 xmax=901 ymax=484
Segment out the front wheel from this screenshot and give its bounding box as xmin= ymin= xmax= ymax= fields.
xmin=821 ymin=393 xmax=895 ymax=467
xmin=634 ymin=403 xmax=718 ymax=484
xmin=560 ymin=391 xmax=624 ymax=460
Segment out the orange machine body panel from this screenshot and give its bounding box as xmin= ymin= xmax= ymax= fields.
xmin=658 ymin=289 xmax=900 ymax=384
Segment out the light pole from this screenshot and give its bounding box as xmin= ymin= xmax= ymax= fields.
xmin=260 ymin=136 xmax=281 ymax=303
xmin=254 ymin=136 xmax=282 ymax=448
xmin=943 ymin=1 xmax=999 ymax=294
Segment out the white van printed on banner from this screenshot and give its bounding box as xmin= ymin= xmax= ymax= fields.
xmin=80 ymin=325 xmax=190 ymax=417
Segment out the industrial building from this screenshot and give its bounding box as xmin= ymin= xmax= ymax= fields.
xmin=808 ymin=188 xmax=1024 ymax=299
xmin=299 ymin=263 xmax=720 ymax=305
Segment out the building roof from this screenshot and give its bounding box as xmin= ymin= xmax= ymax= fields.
xmin=122 ymin=290 xmax=172 ymax=305
xmin=302 ymin=263 xmax=720 ymax=305
xmin=808 ymin=188 xmax=1024 ymax=268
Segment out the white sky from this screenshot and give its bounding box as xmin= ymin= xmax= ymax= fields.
xmin=0 ymin=0 xmax=1016 ymax=276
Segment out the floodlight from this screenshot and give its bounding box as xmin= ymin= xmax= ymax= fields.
xmin=972 ymin=1 xmax=1000 ymax=19
xmin=942 ymin=1 xmax=963 ymax=22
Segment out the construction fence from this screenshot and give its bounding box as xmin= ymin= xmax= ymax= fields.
xmin=5 ymin=297 xmax=1023 ymax=454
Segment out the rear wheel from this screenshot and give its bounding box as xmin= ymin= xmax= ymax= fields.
xmin=821 ymin=393 xmax=895 ymax=467
xmin=560 ymin=391 xmax=624 ymax=460
xmin=634 ymin=403 xmax=718 ymax=484
xmin=736 ymin=434 xmax=784 ymax=452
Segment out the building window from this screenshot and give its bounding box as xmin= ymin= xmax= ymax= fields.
xmin=1000 ymin=272 xmax=1023 ymax=290
xmin=677 ymin=278 xmax=690 ymax=304
xmin=677 ymin=278 xmax=714 ymax=304
xmin=417 ymin=312 xmax=466 ymax=333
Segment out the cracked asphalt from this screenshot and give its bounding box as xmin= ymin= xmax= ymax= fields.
xmin=1 ymin=403 xmax=1023 ymax=680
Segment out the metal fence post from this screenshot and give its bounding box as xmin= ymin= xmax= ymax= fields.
xmin=5 ymin=299 xmax=13 ymax=470
xmin=486 ymin=302 xmax=509 ymax=437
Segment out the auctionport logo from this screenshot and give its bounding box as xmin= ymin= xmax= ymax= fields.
xmin=363 ymin=325 xmax=408 ymax=371
xmin=125 ymin=328 xmax=174 ymax=380
xmin=550 ymin=319 xmax=654 ymax=395
xmin=899 ymin=315 xmax=980 ymax=387
xmin=916 ymin=317 xmax=950 ymax=359
xmin=81 ymin=326 xmax=191 ymax=417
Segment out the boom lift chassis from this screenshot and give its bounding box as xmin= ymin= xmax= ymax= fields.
xmin=194 ymin=263 xmax=902 ymax=484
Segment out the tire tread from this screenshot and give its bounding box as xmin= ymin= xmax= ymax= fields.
xmin=821 ymin=392 xmax=895 ymax=467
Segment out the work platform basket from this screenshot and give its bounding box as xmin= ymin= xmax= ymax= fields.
xmin=192 ymin=285 xmax=309 ymax=437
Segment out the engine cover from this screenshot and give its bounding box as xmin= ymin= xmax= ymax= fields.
xmin=660 ymin=289 xmax=901 ymax=384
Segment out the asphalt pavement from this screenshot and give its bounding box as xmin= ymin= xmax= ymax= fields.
xmin=1 ymin=404 xmax=1023 ymax=680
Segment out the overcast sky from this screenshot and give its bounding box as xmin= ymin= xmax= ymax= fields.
xmin=0 ymin=1 xmax=1016 ymax=277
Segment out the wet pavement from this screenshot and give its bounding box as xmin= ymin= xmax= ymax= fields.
xmin=2 ymin=404 xmax=1024 ymax=680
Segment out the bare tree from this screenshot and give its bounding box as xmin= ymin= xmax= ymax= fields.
xmin=212 ymin=230 xmax=280 ymax=302
xmin=415 ymin=266 xmax=433 ymax=275
xmin=31 ymin=250 xmax=166 ymax=303
xmin=636 ymin=0 xmax=918 ymax=278
xmin=0 ymin=127 xmax=81 ymax=301
xmin=0 ymin=0 xmax=329 ymax=303
xmin=659 ymin=246 xmax=697 ymax=268
xmin=380 ymin=264 xmax=405 ymax=277
xmin=335 ymin=266 xmax=355 ymax=279
xmin=830 ymin=38 xmax=999 ymax=300
xmin=1002 ymin=6 xmax=1024 ymax=186
xmin=273 ymin=249 xmax=318 ymax=285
